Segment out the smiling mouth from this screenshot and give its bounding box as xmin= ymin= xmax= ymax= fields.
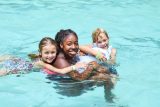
xmin=102 ymin=45 xmax=107 ymax=48
xmin=68 ymin=50 xmax=77 ymax=55
xmin=47 ymin=58 xmax=54 ymax=61
xmin=69 ymin=51 xmax=76 ymax=54
xmin=99 ymin=44 xmax=107 ymax=48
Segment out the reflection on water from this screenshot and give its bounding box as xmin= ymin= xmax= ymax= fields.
xmin=104 ymin=82 xmax=115 ymax=103
xmin=46 ymin=75 xmax=116 ymax=103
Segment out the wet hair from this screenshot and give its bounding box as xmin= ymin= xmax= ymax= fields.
xmin=39 ymin=37 xmax=58 ymax=52
xmin=55 ymin=29 xmax=78 ymax=49
xmin=28 ymin=37 xmax=58 ymax=60
xmin=92 ymin=28 xmax=109 ymax=43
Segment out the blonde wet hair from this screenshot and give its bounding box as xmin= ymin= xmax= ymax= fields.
xmin=28 ymin=37 xmax=58 ymax=60
xmin=92 ymin=28 xmax=109 ymax=43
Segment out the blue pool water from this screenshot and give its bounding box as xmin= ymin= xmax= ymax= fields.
xmin=0 ymin=0 xmax=160 ymax=107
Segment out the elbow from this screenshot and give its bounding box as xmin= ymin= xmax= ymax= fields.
xmin=60 ymin=72 xmax=66 ymax=74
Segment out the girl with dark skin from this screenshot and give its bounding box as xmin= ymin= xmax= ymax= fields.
xmin=53 ymin=29 xmax=112 ymax=81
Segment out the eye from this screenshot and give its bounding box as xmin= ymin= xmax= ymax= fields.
xmin=74 ymin=42 xmax=78 ymax=46
xmin=44 ymin=51 xmax=49 ymax=54
xmin=98 ymin=41 xmax=102 ymax=44
xmin=51 ymin=51 xmax=56 ymax=54
xmin=103 ymin=40 xmax=106 ymax=42
xmin=66 ymin=42 xmax=72 ymax=46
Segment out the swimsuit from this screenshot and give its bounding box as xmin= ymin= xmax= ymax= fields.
xmin=92 ymin=44 xmax=112 ymax=60
xmin=42 ymin=68 xmax=62 ymax=75
xmin=0 ymin=58 xmax=33 ymax=74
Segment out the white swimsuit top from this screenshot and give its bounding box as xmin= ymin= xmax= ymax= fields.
xmin=92 ymin=45 xmax=112 ymax=60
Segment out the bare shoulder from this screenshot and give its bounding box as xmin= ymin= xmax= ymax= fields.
xmin=53 ymin=53 xmax=70 ymax=68
xmin=56 ymin=52 xmax=65 ymax=58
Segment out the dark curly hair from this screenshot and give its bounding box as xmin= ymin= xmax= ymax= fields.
xmin=55 ymin=29 xmax=78 ymax=50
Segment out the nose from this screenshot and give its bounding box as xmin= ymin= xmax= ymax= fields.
xmin=71 ymin=44 xmax=76 ymax=49
xmin=48 ymin=53 xmax=54 ymax=58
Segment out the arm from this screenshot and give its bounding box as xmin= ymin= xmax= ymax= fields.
xmin=105 ymin=48 xmax=117 ymax=64
xmin=79 ymin=45 xmax=107 ymax=62
xmin=79 ymin=45 xmax=97 ymax=56
xmin=67 ymin=61 xmax=99 ymax=81
xmin=53 ymin=53 xmax=98 ymax=81
xmin=35 ymin=60 xmax=86 ymax=74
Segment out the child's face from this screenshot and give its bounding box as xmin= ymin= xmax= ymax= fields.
xmin=60 ymin=34 xmax=79 ymax=58
xmin=40 ymin=44 xmax=57 ymax=64
xmin=96 ymin=33 xmax=109 ymax=49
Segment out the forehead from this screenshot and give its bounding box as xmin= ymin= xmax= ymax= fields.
xmin=42 ymin=44 xmax=56 ymax=51
xmin=63 ymin=34 xmax=78 ymax=42
xmin=97 ymin=33 xmax=108 ymax=40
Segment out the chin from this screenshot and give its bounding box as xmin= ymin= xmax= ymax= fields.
xmin=69 ymin=54 xmax=76 ymax=58
xmin=68 ymin=52 xmax=77 ymax=57
xmin=46 ymin=61 xmax=53 ymax=64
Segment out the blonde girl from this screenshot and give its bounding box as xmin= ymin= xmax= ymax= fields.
xmin=80 ymin=28 xmax=117 ymax=64
xmin=0 ymin=37 xmax=86 ymax=76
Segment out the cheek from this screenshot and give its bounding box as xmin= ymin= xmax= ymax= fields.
xmin=76 ymin=45 xmax=79 ymax=48
xmin=106 ymin=40 xmax=109 ymax=44
xmin=53 ymin=53 xmax=57 ymax=57
xmin=41 ymin=51 xmax=48 ymax=58
xmin=96 ymin=41 xmax=102 ymax=45
xmin=41 ymin=54 xmax=47 ymax=59
xmin=96 ymin=43 xmax=101 ymax=47
xmin=63 ymin=46 xmax=70 ymax=51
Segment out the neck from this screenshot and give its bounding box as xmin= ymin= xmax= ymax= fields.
xmin=60 ymin=51 xmax=73 ymax=60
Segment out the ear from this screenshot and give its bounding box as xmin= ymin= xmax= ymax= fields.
xmin=60 ymin=43 xmax=63 ymax=49
xmin=38 ymin=50 xmax=42 ymax=56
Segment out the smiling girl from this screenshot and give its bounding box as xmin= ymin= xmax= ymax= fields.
xmin=0 ymin=37 xmax=86 ymax=76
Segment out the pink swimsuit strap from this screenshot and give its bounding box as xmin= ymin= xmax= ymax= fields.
xmin=43 ymin=68 xmax=64 ymax=76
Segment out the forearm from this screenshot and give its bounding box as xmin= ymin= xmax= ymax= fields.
xmin=67 ymin=61 xmax=99 ymax=81
xmin=42 ymin=63 xmax=76 ymax=74
xmin=67 ymin=66 xmax=93 ymax=81
xmin=107 ymin=49 xmax=116 ymax=65
xmin=79 ymin=46 xmax=106 ymax=62
xmin=79 ymin=46 xmax=97 ymax=56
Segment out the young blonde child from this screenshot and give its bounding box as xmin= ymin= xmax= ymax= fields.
xmin=79 ymin=28 xmax=118 ymax=77
xmin=80 ymin=28 xmax=117 ymax=65
xmin=0 ymin=37 xmax=86 ymax=76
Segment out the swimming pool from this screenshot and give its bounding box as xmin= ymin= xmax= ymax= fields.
xmin=0 ymin=0 xmax=160 ymax=107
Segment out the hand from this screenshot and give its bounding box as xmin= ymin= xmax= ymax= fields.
xmin=88 ymin=61 xmax=99 ymax=68
xmin=75 ymin=62 xmax=87 ymax=69
xmin=99 ymin=55 xmax=107 ymax=62
xmin=97 ymin=66 xmax=110 ymax=74
xmin=96 ymin=52 xmax=107 ymax=62
xmin=34 ymin=60 xmax=45 ymax=68
xmin=79 ymin=50 xmax=86 ymax=56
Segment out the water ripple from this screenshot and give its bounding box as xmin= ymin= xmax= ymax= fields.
xmin=0 ymin=0 xmax=158 ymax=14
xmin=123 ymin=36 xmax=160 ymax=48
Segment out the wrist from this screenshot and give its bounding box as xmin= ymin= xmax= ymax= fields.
xmin=71 ymin=66 xmax=76 ymax=71
xmin=96 ymin=52 xmax=102 ymax=59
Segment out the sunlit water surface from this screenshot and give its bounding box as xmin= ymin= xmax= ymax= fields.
xmin=0 ymin=0 xmax=160 ymax=107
